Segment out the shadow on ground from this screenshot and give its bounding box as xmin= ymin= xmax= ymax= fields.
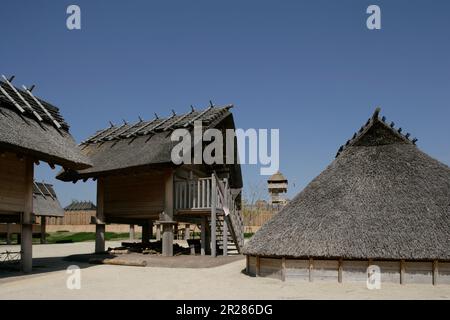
xmin=66 ymin=253 xmax=245 ymax=268
xmin=0 ymin=255 xmax=101 ymax=281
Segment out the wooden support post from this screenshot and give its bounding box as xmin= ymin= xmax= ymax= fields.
xmin=149 ymin=220 xmax=153 ymax=240
xmin=161 ymin=170 xmax=175 ymax=257
xmin=161 ymin=223 xmax=174 ymax=257
xmin=6 ymin=223 xmax=12 ymax=245
xmin=142 ymin=222 xmax=150 ymax=245
xmin=256 ymin=256 xmax=261 ymax=277
xmin=338 ymin=258 xmax=343 ymax=283
xmin=95 ymin=177 xmax=105 ymax=253
xmin=246 ymin=255 xmax=249 ymax=274
xmin=156 ymin=223 xmax=161 ymax=241
xmin=210 ymin=174 xmax=217 ymax=257
xmin=400 ymin=260 xmax=405 ymax=285
xmin=201 ymin=217 xmax=207 ymax=256
xmin=174 ymin=223 xmax=178 ymax=240
xmin=184 ymin=224 xmax=190 ymax=240
xmin=433 ymin=260 xmax=439 ymax=286
xmin=222 ymin=216 xmax=228 ymax=256
xmin=129 ymin=224 xmax=135 ymax=241
xmin=281 ymin=257 xmax=286 ymax=281
xmin=21 ymin=158 xmax=33 ymax=273
xmin=40 ymin=217 xmax=47 ymax=244
xmin=309 ymin=258 xmax=313 ymax=282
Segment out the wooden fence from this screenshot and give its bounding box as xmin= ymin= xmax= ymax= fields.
xmin=46 ymin=210 xmax=95 ymax=225
xmin=242 ymin=209 xmax=278 ymax=232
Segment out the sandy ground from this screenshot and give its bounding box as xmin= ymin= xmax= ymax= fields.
xmin=1 ymin=241 xmax=450 ymax=299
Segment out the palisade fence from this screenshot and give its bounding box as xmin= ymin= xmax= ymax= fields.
xmin=44 ymin=210 xmax=96 ymax=225
xmin=242 ymin=209 xmax=277 ymax=231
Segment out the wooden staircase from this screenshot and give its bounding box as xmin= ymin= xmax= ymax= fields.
xmin=209 ymin=214 xmax=240 ymax=255
xmin=174 ymin=172 xmax=244 ymax=256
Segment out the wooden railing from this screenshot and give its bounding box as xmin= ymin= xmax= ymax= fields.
xmin=175 ymin=177 xmax=222 ymax=210
xmin=174 ymin=174 xmax=245 ymax=254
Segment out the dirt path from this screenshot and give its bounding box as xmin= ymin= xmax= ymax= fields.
xmin=1 ymin=242 xmax=450 ymax=299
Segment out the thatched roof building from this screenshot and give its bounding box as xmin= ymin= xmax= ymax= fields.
xmin=0 ymin=75 xmax=91 ymax=271
xmin=33 ymin=182 xmax=64 ymax=217
xmin=57 ymin=103 xmax=244 ymax=257
xmin=244 ymin=108 xmax=450 ymax=262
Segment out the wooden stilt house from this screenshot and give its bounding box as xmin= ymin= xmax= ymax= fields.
xmin=0 ymin=75 xmax=91 ymax=272
xmin=58 ymin=104 xmax=244 ymax=256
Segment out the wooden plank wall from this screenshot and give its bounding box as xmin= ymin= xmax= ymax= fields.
xmin=246 ymin=256 xmax=448 ymax=285
xmin=0 ymin=153 xmax=26 ymax=214
xmin=103 ymin=172 xmax=166 ymax=218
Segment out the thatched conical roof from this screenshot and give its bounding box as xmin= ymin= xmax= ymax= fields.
xmin=244 ymin=109 xmax=450 ymax=261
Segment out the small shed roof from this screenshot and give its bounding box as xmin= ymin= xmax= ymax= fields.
xmin=64 ymin=200 xmax=96 ymax=211
xmin=0 ymin=77 xmax=91 ymax=170
xmin=33 ymin=182 xmax=64 ymax=217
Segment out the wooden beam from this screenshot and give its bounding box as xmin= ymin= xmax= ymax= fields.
xmin=433 ymin=260 xmax=439 ymax=286
xmin=184 ymin=223 xmax=191 ymax=241
xmin=142 ymin=222 xmax=150 ymax=245
xmin=95 ymin=177 xmax=105 ymax=253
xmin=281 ymin=257 xmax=286 ymax=282
xmin=201 ymin=217 xmax=206 ymax=256
xmin=40 ymin=217 xmax=47 ymax=244
xmin=156 ymin=222 xmax=161 ymax=241
xmin=129 ymin=224 xmax=135 ymax=241
xmin=210 ymin=174 xmax=217 ymax=257
xmin=21 ymin=158 xmax=34 ymax=273
xmin=222 ymin=215 xmax=228 ymax=256
xmin=256 ymin=256 xmax=261 ymax=277
xmin=162 ymin=170 xmax=175 ymax=256
xmin=6 ymin=223 xmax=12 ymax=245
xmin=400 ymin=260 xmax=405 ymax=285
xmin=246 ymin=255 xmax=249 ymax=275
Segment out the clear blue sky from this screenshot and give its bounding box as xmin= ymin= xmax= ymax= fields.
xmin=1 ymin=0 xmax=449 ymax=206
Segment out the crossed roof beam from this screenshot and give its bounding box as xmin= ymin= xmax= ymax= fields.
xmin=82 ymin=102 xmax=233 ymax=145
xmin=0 ymin=75 xmax=62 ymax=130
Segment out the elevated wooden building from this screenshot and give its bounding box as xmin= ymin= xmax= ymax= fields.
xmin=244 ymin=109 xmax=450 ymax=284
xmin=58 ymin=104 xmax=244 ymax=256
xmin=0 ymin=75 xmax=91 ymax=272
xmin=267 ymin=171 xmax=288 ymax=207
